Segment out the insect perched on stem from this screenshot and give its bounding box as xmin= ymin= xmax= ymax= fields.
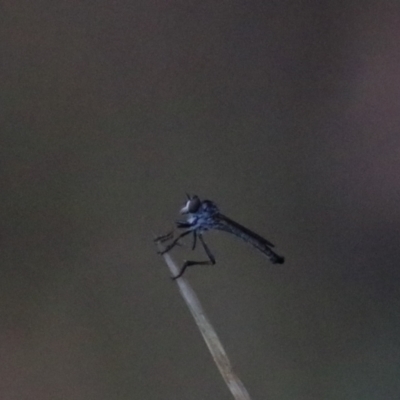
xmin=155 ymin=194 xmax=285 ymax=279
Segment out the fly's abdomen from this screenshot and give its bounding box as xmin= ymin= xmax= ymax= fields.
xmin=216 ymin=215 xmax=284 ymax=264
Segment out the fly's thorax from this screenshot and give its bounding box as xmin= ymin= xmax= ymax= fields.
xmin=200 ymin=200 xmax=219 ymax=216
xmin=180 ymin=195 xmax=221 ymax=231
xmin=187 ymin=214 xmax=197 ymax=224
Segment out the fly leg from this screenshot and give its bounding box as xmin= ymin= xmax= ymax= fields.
xmin=172 ymin=234 xmax=216 ymax=279
xmin=157 ymin=229 xmax=193 ymax=255
xmin=153 ymin=231 xmax=174 ymax=243
xmin=191 ymin=230 xmax=197 ymax=250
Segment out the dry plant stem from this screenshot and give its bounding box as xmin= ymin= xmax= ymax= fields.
xmin=157 ymin=244 xmax=252 ymax=400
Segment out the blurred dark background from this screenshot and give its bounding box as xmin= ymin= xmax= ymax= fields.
xmin=2 ymin=1 xmax=400 ymax=399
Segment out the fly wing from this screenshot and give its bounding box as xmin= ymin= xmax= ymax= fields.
xmin=217 ymin=214 xmax=275 ymax=247
xmin=216 ymin=213 xmax=284 ymax=264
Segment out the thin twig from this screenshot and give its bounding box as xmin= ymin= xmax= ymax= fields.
xmin=156 ymin=242 xmax=253 ymax=400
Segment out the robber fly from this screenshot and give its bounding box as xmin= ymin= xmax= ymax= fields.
xmin=155 ymin=195 xmax=284 ymax=279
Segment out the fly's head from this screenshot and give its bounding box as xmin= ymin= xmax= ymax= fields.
xmin=180 ymin=194 xmax=202 ymax=214
xmin=180 ymin=194 xmax=219 ymax=217
xmin=177 ymin=194 xmax=220 ymax=231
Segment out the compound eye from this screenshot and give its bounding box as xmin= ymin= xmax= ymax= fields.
xmin=180 ymin=195 xmax=201 ymax=214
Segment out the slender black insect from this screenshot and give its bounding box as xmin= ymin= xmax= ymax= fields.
xmin=155 ymin=194 xmax=284 ymax=279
